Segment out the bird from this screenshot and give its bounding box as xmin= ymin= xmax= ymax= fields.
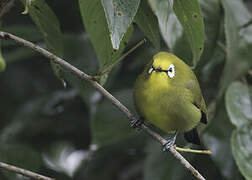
xmin=132 ymin=52 xmax=207 ymax=150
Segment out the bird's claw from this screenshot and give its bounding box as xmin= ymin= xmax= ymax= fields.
xmin=163 ymin=139 xmax=175 ymax=151
xmin=130 ymin=117 xmax=144 ymax=130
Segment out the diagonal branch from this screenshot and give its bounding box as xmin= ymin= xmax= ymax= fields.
xmin=0 ymin=162 xmax=54 ymax=180
xmin=0 ymin=31 xmax=206 ymax=180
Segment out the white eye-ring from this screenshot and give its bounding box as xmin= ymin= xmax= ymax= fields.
xmin=148 ymin=67 xmax=153 ymax=74
xmin=167 ymin=64 xmax=175 ymax=78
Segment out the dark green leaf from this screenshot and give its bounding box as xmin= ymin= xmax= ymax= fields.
xmin=101 ymin=0 xmax=140 ymax=50
xmin=91 ymin=90 xmax=135 ymax=147
xmin=231 ymin=125 xmax=252 ymax=179
xmin=79 ymin=0 xmax=132 ymax=72
xmin=20 ymin=0 xmax=64 ymax=83
xmin=220 ymin=0 xmax=252 ymax=93
xmin=135 ymin=0 xmax=160 ymax=49
xmin=173 ymin=0 xmax=205 ymax=66
xmin=225 ymin=82 xmax=252 ymax=128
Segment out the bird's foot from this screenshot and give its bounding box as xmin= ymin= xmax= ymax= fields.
xmin=130 ymin=117 xmax=144 ymax=130
xmin=162 ymin=132 xmax=178 ymax=151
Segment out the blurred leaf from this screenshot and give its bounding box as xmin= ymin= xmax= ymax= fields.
xmin=43 ymin=141 xmax=88 ymax=177
xmin=101 ymin=0 xmax=140 ymax=50
xmin=0 ymin=90 xmax=79 ymax=142
xmin=0 ymin=143 xmax=41 ymax=180
xmin=203 ymin=100 xmax=240 ymax=179
xmin=144 ymin=140 xmax=193 ymax=180
xmin=225 ymin=82 xmax=252 ymax=127
xmin=231 ymin=125 xmax=252 ymax=180
xmin=91 ymin=89 xmax=135 ymax=147
xmin=220 ymin=0 xmax=252 ymax=94
xmin=79 ymin=0 xmax=132 ymax=72
xmin=3 ymin=47 xmax=37 ymax=64
xmin=173 ymin=0 xmax=205 ymax=66
xmin=20 ymin=0 xmax=64 ymax=83
xmin=135 ymin=0 xmax=160 ymax=49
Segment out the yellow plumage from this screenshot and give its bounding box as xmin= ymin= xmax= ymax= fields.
xmin=133 ymin=52 xmax=207 ymax=145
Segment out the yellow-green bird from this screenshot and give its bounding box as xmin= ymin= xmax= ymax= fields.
xmin=132 ymin=52 xmax=207 ymax=149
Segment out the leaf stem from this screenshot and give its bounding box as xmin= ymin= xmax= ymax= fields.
xmin=97 ymin=38 xmax=146 ymax=77
xmin=174 ymin=146 xmax=212 ymax=155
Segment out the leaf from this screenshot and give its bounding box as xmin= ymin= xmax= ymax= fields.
xmin=148 ymin=0 xmax=180 ymax=49
xmin=225 ymin=82 xmax=252 ymax=128
xmin=231 ymin=125 xmax=252 ymax=180
xmin=135 ymin=0 xmax=160 ymax=49
xmin=101 ymin=0 xmax=140 ymax=50
xmin=220 ymin=0 xmax=252 ymax=93
xmin=173 ymin=0 xmax=205 ymax=66
xmin=79 ymin=0 xmax=132 ymax=72
xmin=203 ymin=100 xmax=240 ymax=179
xmin=20 ymin=0 xmax=64 ymax=83
xmin=91 ymin=90 xmax=135 ymax=147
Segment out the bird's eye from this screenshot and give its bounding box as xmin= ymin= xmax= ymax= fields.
xmin=167 ymin=64 xmax=175 ymax=78
xmin=148 ymin=67 xmax=154 ymax=74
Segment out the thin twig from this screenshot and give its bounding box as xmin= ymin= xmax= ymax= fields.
xmin=0 ymin=31 xmax=206 ymax=180
xmin=0 ymin=162 xmax=54 ymax=180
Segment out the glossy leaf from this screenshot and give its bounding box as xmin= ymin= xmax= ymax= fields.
xmin=231 ymin=125 xmax=252 ymax=180
xmin=91 ymin=90 xmax=135 ymax=147
xmin=220 ymin=0 xmax=252 ymax=93
xmin=173 ymin=0 xmax=205 ymax=66
xmin=135 ymin=0 xmax=160 ymax=49
xmin=79 ymin=0 xmax=132 ymax=72
xmin=225 ymin=82 xmax=252 ymax=127
xmin=101 ymin=0 xmax=140 ymax=50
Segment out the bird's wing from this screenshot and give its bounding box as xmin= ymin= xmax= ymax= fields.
xmin=184 ymin=79 xmax=207 ymax=124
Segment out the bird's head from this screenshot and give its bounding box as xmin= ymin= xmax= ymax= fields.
xmin=147 ymin=52 xmax=176 ymax=81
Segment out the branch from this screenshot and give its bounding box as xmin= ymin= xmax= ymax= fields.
xmin=0 ymin=31 xmax=206 ymax=180
xmin=0 ymin=161 xmax=54 ymax=180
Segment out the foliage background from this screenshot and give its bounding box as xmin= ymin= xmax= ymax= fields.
xmin=0 ymin=0 xmax=252 ymax=180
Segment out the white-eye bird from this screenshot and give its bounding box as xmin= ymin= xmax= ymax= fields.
xmin=132 ymin=52 xmax=207 ymax=148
